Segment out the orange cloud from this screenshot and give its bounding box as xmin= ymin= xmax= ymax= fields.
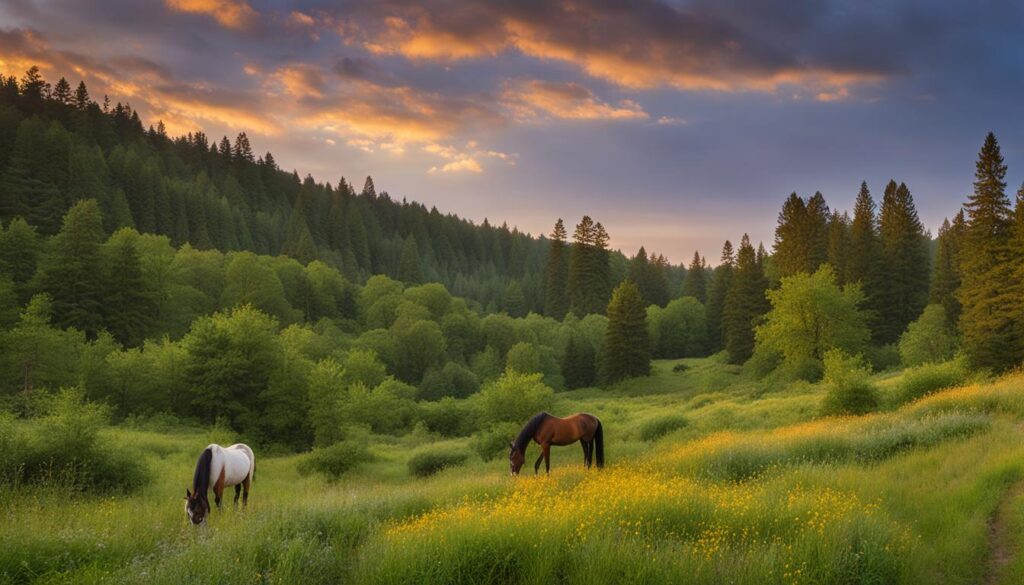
xmin=165 ymin=0 xmax=259 ymax=31
xmin=428 ymin=158 xmax=482 ymax=174
xmin=505 ymin=80 xmax=648 ymax=121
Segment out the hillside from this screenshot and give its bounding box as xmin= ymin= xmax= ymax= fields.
xmin=0 ymin=68 xmax=672 ymax=314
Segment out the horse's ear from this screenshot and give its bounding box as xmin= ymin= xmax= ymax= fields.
xmin=509 ymin=441 xmax=514 ymax=450
xmin=186 ymin=488 xmax=191 ymax=498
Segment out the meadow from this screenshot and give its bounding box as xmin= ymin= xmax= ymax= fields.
xmin=2 ymin=356 xmax=1023 ymax=585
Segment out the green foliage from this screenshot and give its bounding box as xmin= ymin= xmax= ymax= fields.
xmin=876 ymin=181 xmax=930 ymax=343
xmin=471 ymin=422 xmax=521 ymax=460
xmin=639 ymin=414 xmax=688 ymax=441
xmin=567 ymin=216 xmax=611 ymax=316
xmin=420 ymin=397 xmax=475 ymax=437
xmin=820 ymin=350 xmax=879 ymax=416
xmin=756 ymin=265 xmax=870 ymax=374
xmin=0 ymin=388 xmax=148 ymax=492
xmin=474 ymin=371 xmax=554 ymax=425
xmin=297 ymin=441 xmax=374 ymax=481
xmin=505 ymin=341 xmax=541 ymax=374
xmin=342 ymin=349 xmax=388 ymax=389
xmin=407 ymin=447 xmax=469 ymax=477
xmin=899 ymin=305 xmax=956 ymax=367
xmin=680 ymin=250 xmax=707 ymax=302
xmin=648 ymin=296 xmax=708 ymax=358
xmin=418 ymin=362 xmax=480 ymax=401
xmin=604 ymin=280 xmax=650 ymax=383
xmin=896 ymin=359 xmax=970 ymax=404
xmin=723 ymin=235 xmax=769 ymax=364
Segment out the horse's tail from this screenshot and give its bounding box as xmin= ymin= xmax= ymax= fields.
xmin=594 ymin=418 xmax=605 ymax=468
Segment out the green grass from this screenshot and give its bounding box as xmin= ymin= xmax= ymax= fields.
xmin=5 ymin=357 xmax=1024 ymax=583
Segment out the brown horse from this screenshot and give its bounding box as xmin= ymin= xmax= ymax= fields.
xmin=508 ymin=412 xmax=604 ymax=475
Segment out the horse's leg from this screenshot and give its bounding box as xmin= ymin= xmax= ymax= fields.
xmin=534 ymin=451 xmax=544 ymax=475
xmin=234 ymin=484 xmax=241 ymax=508
xmin=242 ymin=474 xmax=251 ymax=507
xmin=543 ymin=444 xmax=551 ymax=475
xmin=580 ymin=440 xmax=590 ymax=468
xmin=213 ymin=468 xmax=226 ymax=509
xmin=586 ymin=440 xmax=594 ymax=468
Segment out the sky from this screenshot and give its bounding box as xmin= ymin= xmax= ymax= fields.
xmin=1 ymin=0 xmax=1023 ymax=264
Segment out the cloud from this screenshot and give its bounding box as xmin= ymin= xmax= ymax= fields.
xmin=341 ymin=0 xmax=891 ymax=94
xmin=164 ymin=0 xmax=259 ymax=31
xmin=428 ymin=158 xmax=482 ymax=174
xmin=657 ymin=116 xmax=687 ymax=126
xmin=504 ymin=80 xmax=648 ymax=121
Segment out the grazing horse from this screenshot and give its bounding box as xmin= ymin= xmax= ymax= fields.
xmin=185 ymin=443 xmax=255 ymax=525
xmin=509 ymin=412 xmax=604 ymax=475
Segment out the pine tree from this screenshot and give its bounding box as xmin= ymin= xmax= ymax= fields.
xmin=877 ymin=181 xmax=929 ymax=343
xmin=52 ymin=77 xmax=72 ymax=105
xmin=103 ymin=229 xmax=155 ymax=346
xmin=36 ymin=199 xmax=107 ymax=337
xmin=826 ymin=211 xmax=849 ymax=285
xmin=233 ymin=132 xmax=255 ymax=163
xmin=592 ymin=222 xmax=612 ymax=311
xmin=282 ymin=199 xmax=318 ymax=264
xmin=544 ymin=218 xmax=570 ymax=319
xmin=568 ymin=216 xmax=596 ymax=316
xmin=362 ymin=176 xmax=376 ymax=198
xmin=723 ymin=234 xmax=769 ymax=364
xmin=774 ymin=192 xmax=809 ymax=277
xmin=930 ymin=211 xmax=965 ymax=325
xmin=503 ymin=281 xmax=527 ymax=317
xmin=73 ymin=81 xmax=90 ymax=110
xmin=805 ymin=191 xmax=830 ymax=271
xmin=398 ymin=234 xmax=423 ymax=284
xmin=680 ymin=250 xmax=707 ymax=302
xmin=706 ymin=240 xmax=734 ymax=352
xmin=958 ymin=132 xmax=1019 ymax=371
xmin=604 ymin=280 xmax=650 ymax=382
xmin=0 ymin=217 xmax=41 ymax=301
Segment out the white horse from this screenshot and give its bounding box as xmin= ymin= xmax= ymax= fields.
xmin=185 ymin=443 xmax=255 ymax=525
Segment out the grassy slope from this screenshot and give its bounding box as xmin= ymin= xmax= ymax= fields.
xmin=3 ymin=358 xmax=1024 ymax=584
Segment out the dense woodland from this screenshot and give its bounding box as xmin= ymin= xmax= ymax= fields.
xmin=0 ymin=66 xmax=1020 ymax=453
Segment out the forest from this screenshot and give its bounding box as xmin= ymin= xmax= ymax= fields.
xmin=0 ymin=66 xmax=1017 ymax=458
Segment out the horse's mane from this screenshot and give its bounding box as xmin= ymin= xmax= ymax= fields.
xmin=513 ymin=412 xmax=549 ymax=453
xmin=192 ymin=447 xmax=213 ymax=498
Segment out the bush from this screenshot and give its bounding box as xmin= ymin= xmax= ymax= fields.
xmin=866 ymin=343 xmax=901 ymax=372
xmin=899 ymin=305 xmax=956 ymax=367
xmin=639 ymin=415 xmax=688 ymax=441
xmin=471 ymin=422 xmax=521 ymax=460
xmin=672 ymin=363 xmax=690 ymax=373
xmin=408 ymin=447 xmax=469 ymax=477
xmin=418 ymin=362 xmax=480 ymax=401
xmin=0 ymin=389 xmax=149 ymax=492
xmin=821 ymin=350 xmax=879 ymax=416
xmin=897 ymin=358 xmax=969 ymax=404
xmin=420 ymin=397 xmax=476 ymax=437
xmin=297 ymin=441 xmax=374 ymax=480
xmin=474 ymin=371 xmax=554 ymax=425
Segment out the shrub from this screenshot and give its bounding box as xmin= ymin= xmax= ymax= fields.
xmin=297 ymin=441 xmax=374 ymax=480
xmin=420 ymin=397 xmax=476 ymax=437
xmin=408 ymin=447 xmax=469 ymax=477
xmin=418 ymin=362 xmax=480 ymax=401
xmin=897 ymin=358 xmax=969 ymax=404
xmin=899 ymin=305 xmax=956 ymax=367
xmin=866 ymin=343 xmax=901 ymax=372
xmin=471 ymin=422 xmax=521 ymax=460
xmin=821 ymin=350 xmax=879 ymax=416
xmin=474 ymin=370 xmax=554 ymax=425
xmin=672 ymin=363 xmax=690 ymax=373
xmin=639 ymin=415 xmax=688 ymax=441
xmin=0 ymin=389 xmax=149 ymax=492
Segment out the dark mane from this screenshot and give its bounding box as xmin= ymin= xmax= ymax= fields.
xmin=192 ymin=447 xmax=212 ymax=499
xmin=513 ymin=412 xmax=549 ymax=453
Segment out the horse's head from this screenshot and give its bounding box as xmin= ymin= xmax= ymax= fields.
xmin=509 ymin=442 xmax=525 ymax=475
xmin=184 ymin=489 xmax=209 ymax=525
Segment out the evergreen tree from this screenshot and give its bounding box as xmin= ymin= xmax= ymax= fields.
xmin=282 ymin=200 xmax=318 ymax=264
xmin=876 ymin=181 xmax=930 ymax=342
xmin=723 ymin=234 xmax=769 ymax=364
xmin=362 ymin=176 xmax=376 ymax=198
xmin=103 ymin=229 xmax=155 ymax=346
xmin=706 ymin=240 xmax=734 ymax=352
xmin=568 ymin=216 xmax=598 ymax=315
xmin=826 ymin=210 xmax=849 ymax=285
xmin=543 ymin=218 xmax=569 ymax=319
xmin=604 ymin=280 xmax=650 ymax=382
xmin=36 ymin=199 xmax=107 ymax=337
xmin=805 ymin=191 xmax=830 ymax=271
xmin=681 ymin=250 xmax=707 ymax=302
xmin=958 ymin=132 xmax=1018 ymax=371
xmin=398 ymin=234 xmax=423 ymax=284
xmin=503 ymin=281 xmax=527 ymax=317
xmin=74 ymin=81 xmax=90 ymax=110
xmin=0 ymin=217 xmax=40 ymax=301
xmin=774 ymin=192 xmax=809 ymax=277
xmin=930 ymin=211 xmax=965 ymax=325
xmin=628 ymin=246 xmax=668 ymax=307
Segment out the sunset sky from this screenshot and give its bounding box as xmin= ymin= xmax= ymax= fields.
xmin=1 ymin=0 xmax=1022 ymax=263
